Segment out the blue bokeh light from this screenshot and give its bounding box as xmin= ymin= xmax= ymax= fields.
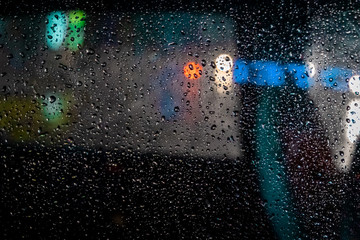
xmin=287 ymin=63 xmax=313 ymax=89
xmin=160 ymin=91 xmax=176 ymax=119
xmin=233 ymin=59 xmax=249 ymax=84
xmin=250 ymin=61 xmax=285 ymax=86
xmin=320 ymin=67 xmax=352 ymax=92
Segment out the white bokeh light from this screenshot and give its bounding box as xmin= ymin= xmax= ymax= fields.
xmin=215 ymin=54 xmax=233 ymax=72
xmin=306 ymin=62 xmax=316 ymax=78
xmin=349 ymin=75 xmax=360 ymax=95
xmin=346 ymin=100 xmax=360 ymax=143
xmin=213 ymin=54 xmax=234 ymax=94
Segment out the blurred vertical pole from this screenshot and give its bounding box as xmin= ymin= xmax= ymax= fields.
xmin=255 ymin=86 xmax=301 ymax=240
xmin=237 ymin=82 xmax=277 ymax=238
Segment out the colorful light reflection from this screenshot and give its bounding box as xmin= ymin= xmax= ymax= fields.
xmin=46 ymin=10 xmax=85 ymax=51
xmin=184 ymin=62 xmax=203 ymax=80
xmin=41 ymin=94 xmax=68 ymax=126
xmin=46 ymin=11 xmax=68 ymax=50
xmin=215 ymin=54 xmax=233 ymax=72
xmin=346 ymin=100 xmax=360 ymax=143
xmin=287 ymin=63 xmax=314 ymax=89
xmin=251 ymin=61 xmax=285 ymax=86
xmin=214 ymin=54 xmax=234 ymax=93
xmin=320 ymin=67 xmax=352 ymax=91
xmin=349 ymin=75 xmax=360 ymax=95
xmin=233 ymin=60 xmax=249 ymax=84
xmin=66 ymin=10 xmax=86 ymax=51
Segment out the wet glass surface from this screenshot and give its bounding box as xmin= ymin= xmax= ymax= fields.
xmin=1 ymin=0 xmax=360 ymax=239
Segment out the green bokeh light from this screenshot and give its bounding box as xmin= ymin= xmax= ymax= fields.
xmin=66 ymin=10 xmax=86 ymax=51
xmin=41 ymin=94 xmax=66 ymax=123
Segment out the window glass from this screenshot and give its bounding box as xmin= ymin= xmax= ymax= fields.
xmin=1 ymin=1 xmax=359 ymax=239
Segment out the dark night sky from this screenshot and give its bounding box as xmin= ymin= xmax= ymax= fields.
xmin=0 ymin=0 xmax=358 ymax=61
xmin=0 ymin=0 xmax=357 ymax=14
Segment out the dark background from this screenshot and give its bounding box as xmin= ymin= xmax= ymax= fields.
xmin=1 ymin=0 xmax=360 ymax=239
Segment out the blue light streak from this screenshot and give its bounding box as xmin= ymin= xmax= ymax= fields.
xmin=319 ymin=67 xmax=352 ymax=92
xmin=250 ymin=61 xmax=285 ymax=86
xmin=287 ymin=63 xmax=313 ymax=89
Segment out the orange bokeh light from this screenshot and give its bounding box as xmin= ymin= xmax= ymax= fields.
xmin=183 ymin=62 xmax=203 ymax=80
